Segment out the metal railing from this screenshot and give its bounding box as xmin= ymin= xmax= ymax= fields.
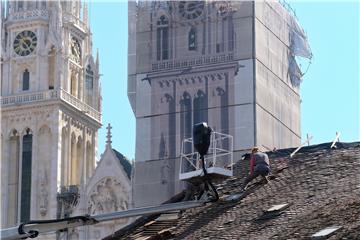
xmin=180 ymin=131 xmax=233 ymax=179
xmin=1 ymin=89 xmax=101 ymax=122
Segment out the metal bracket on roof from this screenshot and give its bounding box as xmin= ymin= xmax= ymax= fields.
xmin=255 ymin=203 xmax=291 ymax=221
xmin=330 ymin=132 xmax=341 ymax=149
xmin=290 ymin=135 xmax=313 ymax=158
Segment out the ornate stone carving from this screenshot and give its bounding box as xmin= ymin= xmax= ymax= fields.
xmin=88 ymin=178 xmax=128 ymax=215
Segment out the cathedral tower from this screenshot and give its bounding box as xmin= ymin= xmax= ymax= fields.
xmin=1 ymin=0 xmax=101 ymax=228
xmin=129 ymin=1 xmax=310 ymax=207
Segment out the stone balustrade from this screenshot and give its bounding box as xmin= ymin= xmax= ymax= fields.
xmin=151 ymin=53 xmax=234 ymax=71
xmin=9 ymin=9 xmax=49 ymax=21
xmin=1 ymin=89 xmax=101 ymax=122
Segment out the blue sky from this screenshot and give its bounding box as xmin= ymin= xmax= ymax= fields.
xmin=90 ymin=1 xmax=359 ymax=160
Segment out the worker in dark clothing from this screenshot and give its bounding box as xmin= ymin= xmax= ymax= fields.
xmin=241 ymin=147 xmax=270 ymax=191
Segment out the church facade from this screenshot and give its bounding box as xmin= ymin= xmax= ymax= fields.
xmin=84 ymin=124 xmax=133 ymax=240
xmin=129 ymin=1 xmax=310 ymax=207
xmin=0 ymin=2 xmax=134 ymax=239
xmin=0 ymin=0 xmax=101 ymax=234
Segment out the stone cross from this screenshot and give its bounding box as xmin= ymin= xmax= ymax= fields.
xmin=106 ymin=123 xmax=112 ymax=147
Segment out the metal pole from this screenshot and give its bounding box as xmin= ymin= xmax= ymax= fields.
xmin=0 ymin=200 xmax=206 ymax=240
xmin=290 ymin=135 xmax=313 ymax=158
xmin=330 ymin=132 xmax=341 ymax=149
xmin=93 ymin=200 xmax=205 ymax=222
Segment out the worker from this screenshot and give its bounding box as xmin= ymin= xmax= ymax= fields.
xmin=241 ymin=147 xmax=270 ymax=191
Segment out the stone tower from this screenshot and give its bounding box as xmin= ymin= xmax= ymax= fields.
xmin=0 ymin=0 xmax=101 ymax=229
xmin=128 ymin=1 xmax=311 ymax=207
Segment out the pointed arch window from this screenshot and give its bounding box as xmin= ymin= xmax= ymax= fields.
xmin=48 ymin=47 xmax=55 ymax=90
xmin=70 ymin=71 xmax=77 ymax=96
xmin=180 ymin=92 xmax=192 ymax=153
xmin=193 ymin=90 xmax=208 ymax=125
xmin=85 ymin=65 xmax=94 ymax=105
xmin=21 ymin=128 xmax=32 ymax=222
xmin=22 ymin=69 xmax=30 ymax=91
xmin=188 ymin=27 xmax=197 ymax=51
xmin=157 ymin=15 xmax=169 ymax=61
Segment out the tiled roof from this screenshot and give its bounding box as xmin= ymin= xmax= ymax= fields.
xmin=105 ymin=142 xmax=360 ymax=239
xmin=113 ymin=149 xmax=132 ymax=179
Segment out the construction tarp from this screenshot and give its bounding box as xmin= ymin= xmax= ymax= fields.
xmin=290 ymin=17 xmax=312 ymax=59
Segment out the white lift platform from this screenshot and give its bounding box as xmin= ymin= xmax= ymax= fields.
xmin=179 ymin=131 xmax=233 ymax=185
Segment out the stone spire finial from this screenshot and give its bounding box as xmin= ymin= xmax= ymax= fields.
xmin=96 ymin=48 xmax=100 ymax=67
xmin=83 ymin=2 xmax=88 ymax=27
xmin=106 ymin=123 xmax=112 ymax=147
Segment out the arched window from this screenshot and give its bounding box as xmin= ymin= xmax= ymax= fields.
xmin=70 ymin=72 xmax=77 ymax=96
xmin=85 ymin=65 xmax=94 ymax=105
xmin=193 ymin=90 xmax=208 ymax=125
xmin=188 ymin=27 xmax=196 ymax=51
xmin=157 ymin=15 xmax=169 ymax=61
xmin=22 ymin=69 xmax=30 ymax=91
xmin=48 ymin=47 xmax=55 ymax=89
xmin=180 ymin=92 xmax=192 ymax=171
xmin=180 ymin=92 xmax=192 ymax=153
xmin=21 ymin=128 xmax=32 ymax=222
xmin=70 ymin=133 xmax=77 ymax=185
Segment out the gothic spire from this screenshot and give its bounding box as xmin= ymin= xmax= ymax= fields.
xmin=83 ymin=2 xmax=89 ymax=27
xmin=96 ymin=48 xmax=100 ymax=68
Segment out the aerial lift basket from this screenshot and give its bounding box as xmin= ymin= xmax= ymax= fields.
xmin=179 ymin=131 xmax=233 ymax=185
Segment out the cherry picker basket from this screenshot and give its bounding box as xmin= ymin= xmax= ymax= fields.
xmin=179 ymin=131 xmax=233 ymax=185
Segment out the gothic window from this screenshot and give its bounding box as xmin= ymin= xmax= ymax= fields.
xmin=75 ymin=137 xmax=83 ymax=185
xmin=157 ymin=15 xmax=169 ymax=61
xmin=86 ymin=141 xmax=93 ymax=181
xmin=48 ymin=47 xmax=55 ymax=89
xmin=228 ymin=16 xmax=234 ymax=51
xmin=85 ymin=65 xmax=94 ymax=105
xmin=20 ymin=128 xmax=32 ymax=222
xmin=216 ymin=87 xmax=229 ymax=134
xmin=22 ymin=69 xmax=30 ymax=91
xmin=180 ymin=92 xmax=192 ymax=153
xmin=70 ymin=72 xmax=77 ymax=96
xmin=61 ymin=128 xmax=69 ymax=185
xmin=193 ymin=90 xmax=208 ymax=125
xmin=70 ymin=133 xmax=77 ymax=185
xmin=180 ymin=92 xmax=193 ymax=172
xmin=188 ymin=27 xmax=197 ymax=51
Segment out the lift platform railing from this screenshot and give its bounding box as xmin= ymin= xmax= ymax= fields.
xmin=179 ymin=131 xmax=233 ymax=183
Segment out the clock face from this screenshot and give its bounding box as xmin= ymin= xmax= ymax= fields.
xmin=70 ymin=37 xmax=81 ymax=64
xmin=13 ymin=30 xmax=37 ymax=56
xmin=179 ymin=1 xmax=205 ymax=20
